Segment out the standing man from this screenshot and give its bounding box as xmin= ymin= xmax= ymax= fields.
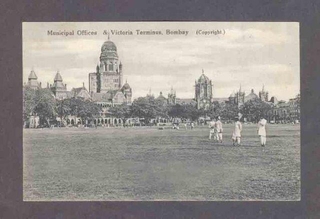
xmin=257 ymin=116 xmax=267 ymax=147
xmin=215 ymin=116 xmax=223 ymax=143
xmin=209 ymin=118 xmax=216 ymax=140
xmin=232 ymin=117 xmax=242 ymax=146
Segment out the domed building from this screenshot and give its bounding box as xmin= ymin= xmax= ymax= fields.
xmin=89 ymin=39 xmax=132 ymax=105
xmin=195 ymin=70 xmax=213 ymax=109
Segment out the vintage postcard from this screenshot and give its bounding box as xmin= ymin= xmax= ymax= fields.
xmin=23 ymin=22 xmax=300 ymax=201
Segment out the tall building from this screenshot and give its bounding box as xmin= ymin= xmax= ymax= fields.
xmin=50 ymin=71 xmax=69 ymax=100
xmin=25 ymin=69 xmax=41 ymax=90
xmin=89 ymin=39 xmax=132 ymax=105
xmin=259 ymin=85 xmax=269 ymax=102
xmin=195 ymin=70 xmax=213 ymax=110
xmin=167 ymin=87 xmax=176 ymax=105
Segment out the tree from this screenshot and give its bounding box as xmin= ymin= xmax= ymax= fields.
xmin=108 ymin=103 xmax=131 ymax=123
xmin=66 ymin=98 xmax=101 ymax=123
xmin=33 ymin=89 xmax=57 ymax=126
xmin=219 ymin=102 xmax=238 ymax=122
xmin=168 ymin=104 xmax=186 ymax=118
xmin=240 ymin=98 xmax=271 ymax=123
xmin=23 ymin=87 xmax=37 ymax=121
xmin=56 ymin=98 xmax=72 ymax=125
xmin=184 ymin=104 xmax=201 ymax=121
xmin=206 ymin=101 xmax=225 ymax=120
xmin=131 ymin=96 xmax=168 ymax=124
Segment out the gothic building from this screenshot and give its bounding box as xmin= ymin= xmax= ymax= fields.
xmin=259 ymin=85 xmax=269 ymax=102
xmin=167 ymin=87 xmax=176 ymax=105
xmin=195 ymin=70 xmax=213 ymax=110
xmin=89 ymin=39 xmax=132 ymax=105
xmin=228 ymin=85 xmax=273 ymax=107
xmin=50 ymin=71 xmax=69 ymax=100
xmin=25 ymin=69 xmax=41 ymax=90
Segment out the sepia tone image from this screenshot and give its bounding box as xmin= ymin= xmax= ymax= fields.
xmin=23 ymin=22 xmax=300 ymax=201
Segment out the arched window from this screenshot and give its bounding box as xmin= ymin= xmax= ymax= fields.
xmin=109 ymin=62 xmax=113 ymax=71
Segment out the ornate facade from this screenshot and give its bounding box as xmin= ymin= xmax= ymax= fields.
xmin=195 ymin=70 xmax=213 ymax=110
xmin=50 ymin=71 xmax=69 ymax=100
xmin=25 ymin=69 xmax=41 ymax=90
xmin=89 ymin=40 xmax=132 ymax=105
xmin=259 ymin=85 xmax=269 ymax=102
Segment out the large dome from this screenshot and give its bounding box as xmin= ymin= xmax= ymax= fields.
xmin=100 ymin=40 xmax=118 ymax=60
xmin=198 ymin=73 xmax=210 ymax=83
xmin=101 ymin=40 xmax=117 ymax=52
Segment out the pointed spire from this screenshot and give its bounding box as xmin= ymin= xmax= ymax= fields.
xmin=28 ymin=69 xmax=38 ymax=80
xmin=83 ymin=82 xmax=85 ymax=88
xmin=108 ymin=32 xmax=110 ymax=40
xmin=262 ymin=84 xmax=265 ymax=92
xmin=202 ymin=69 xmax=204 ymax=74
xmin=54 ymin=71 xmax=63 ymax=82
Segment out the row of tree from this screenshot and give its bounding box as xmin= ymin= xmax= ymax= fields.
xmin=109 ymin=95 xmax=272 ymax=124
xmin=23 ymin=88 xmax=101 ymax=126
xmin=24 ymin=87 xmax=276 ymax=127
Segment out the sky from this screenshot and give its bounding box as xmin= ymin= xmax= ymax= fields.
xmin=23 ymin=22 xmax=300 ymax=101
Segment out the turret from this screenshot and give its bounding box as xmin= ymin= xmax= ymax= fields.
xmin=26 ymin=69 xmax=40 ymax=90
xmin=119 ymin=61 xmax=122 ymax=71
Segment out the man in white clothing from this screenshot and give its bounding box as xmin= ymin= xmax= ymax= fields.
xmin=209 ymin=119 xmax=216 ymax=140
xmin=257 ymin=116 xmax=267 ymax=147
xmin=215 ymin=116 xmax=223 ymax=143
xmin=232 ymin=117 xmax=242 ymax=146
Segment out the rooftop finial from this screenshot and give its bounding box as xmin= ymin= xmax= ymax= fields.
xmin=108 ymin=32 xmax=110 ymax=40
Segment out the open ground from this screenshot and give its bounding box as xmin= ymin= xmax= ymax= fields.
xmin=23 ymin=124 xmax=300 ymax=201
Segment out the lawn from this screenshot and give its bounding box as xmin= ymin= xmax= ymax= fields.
xmin=23 ymin=123 xmax=300 ymax=201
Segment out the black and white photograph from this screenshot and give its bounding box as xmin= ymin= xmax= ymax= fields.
xmin=23 ymin=22 xmax=300 ymax=201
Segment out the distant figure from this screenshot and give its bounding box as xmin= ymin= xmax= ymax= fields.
xmin=258 ymin=117 xmax=267 ymax=147
xmin=191 ymin=122 xmax=194 ymax=129
xmin=209 ymin=119 xmax=216 ymax=140
xmin=173 ymin=123 xmax=179 ymax=130
xmin=185 ymin=123 xmax=188 ymax=130
xmin=215 ymin=116 xmax=223 ymax=143
xmin=232 ymin=117 xmax=242 ymax=146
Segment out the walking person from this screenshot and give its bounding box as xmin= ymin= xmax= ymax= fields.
xmin=209 ymin=118 xmax=216 ymax=140
xmin=215 ymin=116 xmax=223 ymax=143
xmin=232 ymin=117 xmax=242 ymax=146
xmin=257 ymin=116 xmax=267 ymax=147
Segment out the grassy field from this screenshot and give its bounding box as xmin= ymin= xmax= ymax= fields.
xmin=23 ymin=123 xmax=300 ymax=201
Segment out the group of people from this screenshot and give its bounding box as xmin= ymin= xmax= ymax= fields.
xmin=208 ymin=116 xmax=223 ymax=143
xmin=209 ymin=116 xmax=268 ymax=147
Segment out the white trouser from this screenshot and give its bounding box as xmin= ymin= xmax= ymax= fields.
xmin=260 ymin=135 xmax=266 ymax=145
